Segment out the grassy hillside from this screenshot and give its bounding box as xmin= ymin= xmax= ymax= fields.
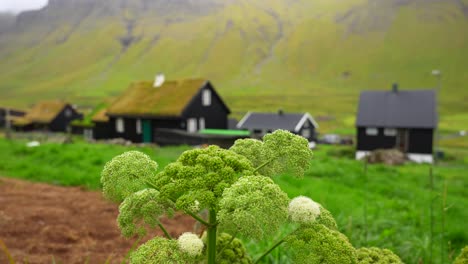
xmin=0 ymin=138 xmax=466 ymax=263
xmin=0 ymin=0 xmax=467 ymax=132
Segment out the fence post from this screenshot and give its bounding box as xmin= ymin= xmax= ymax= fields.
xmin=363 ymin=155 xmax=368 ymax=244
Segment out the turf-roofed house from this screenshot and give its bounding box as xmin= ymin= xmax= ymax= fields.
xmin=355 ymin=84 xmax=438 ymax=163
xmin=106 ymin=74 xmax=231 ymax=143
xmin=236 ymin=110 xmax=319 ymax=142
xmin=12 ymin=100 xmax=82 ymax=132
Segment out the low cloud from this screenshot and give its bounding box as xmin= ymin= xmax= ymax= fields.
xmin=0 ymin=0 xmax=48 ymax=14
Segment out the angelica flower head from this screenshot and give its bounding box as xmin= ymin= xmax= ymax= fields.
xmin=130 ymin=237 xmax=193 ymax=263
xmin=218 ymin=175 xmax=289 ymax=240
xmin=177 ymin=232 xmax=204 ymax=257
xmin=230 ymin=130 xmax=313 ymax=178
xmin=101 ymin=151 xmax=158 ymax=202
xmin=118 ymin=188 xmax=174 ymax=238
xmin=151 ymin=145 xmax=254 ymax=211
xmin=356 ymin=247 xmax=403 ymax=264
xmin=285 ymin=224 xmax=357 ymax=264
xmin=288 ymin=196 xmax=321 ymax=225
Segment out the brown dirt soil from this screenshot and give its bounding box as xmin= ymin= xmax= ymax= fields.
xmin=0 ymin=177 xmax=196 ymax=264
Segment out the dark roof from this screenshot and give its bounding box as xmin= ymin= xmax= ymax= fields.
xmin=237 ymin=112 xmax=318 ymax=132
xmin=356 ymin=89 xmax=437 ymax=128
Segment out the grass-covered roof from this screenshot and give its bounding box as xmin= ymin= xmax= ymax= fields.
xmin=107 ymin=79 xmax=207 ymax=116
xmin=92 ymin=108 xmax=109 ymax=122
xmin=13 ymin=100 xmax=67 ymax=125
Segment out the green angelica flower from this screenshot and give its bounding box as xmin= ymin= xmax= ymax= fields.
xmin=454 ymin=246 xmax=468 ymax=264
xmin=218 ymin=175 xmax=289 ymax=240
xmin=216 ymin=233 xmax=253 ymax=264
xmin=356 ymin=247 xmax=403 ymax=264
xmin=230 ymin=130 xmax=313 ymax=178
xmin=315 ymin=205 xmax=338 ymax=230
xmin=229 ymin=138 xmax=275 ymax=176
xmin=101 ymin=151 xmax=158 ymax=202
xmin=177 ymin=232 xmax=204 ymax=257
xmin=285 ymin=223 xmax=358 ymax=264
xmin=130 ymin=237 xmax=194 ymax=264
xmin=288 ymin=196 xmax=321 ymax=225
xmin=118 ymin=188 xmax=174 ymax=237
xmin=152 ymin=145 xmax=254 ymax=211
xmin=263 ymin=130 xmax=313 ymax=177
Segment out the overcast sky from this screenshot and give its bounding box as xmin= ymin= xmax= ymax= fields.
xmin=0 ymin=0 xmax=48 ymax=14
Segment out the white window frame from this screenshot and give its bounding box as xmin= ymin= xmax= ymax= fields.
xmin=65 ymin=109 xmax=72 ymax=117
xmin=202 ymin=89 xmax=211 ymax=106
xmin=384 ymin=128 xmax=397 ymax=136
xmin=199 ymin=117 xmax=205 ymax=130
xmin=136 ymin=119 xmax=142 ymax=134
xmin=365 ymin=127 xmax=378 ymax=136
xmin=116 ymin=118 xmax=125 ymax=133
xmin=187 ymin=118 xmax=197 ymax=133
xmin=301 ymin=128 xmax=311 ymax=138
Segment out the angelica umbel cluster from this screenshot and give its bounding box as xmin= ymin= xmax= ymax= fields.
xmin=101 ymin=130 xmax=402 ymax=264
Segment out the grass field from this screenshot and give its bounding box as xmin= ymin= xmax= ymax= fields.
xmin=0 ymin=137 xmax=466 ymax=263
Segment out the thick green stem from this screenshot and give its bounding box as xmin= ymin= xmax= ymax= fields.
xmin=254 ymin=239 xmax=285 ymax=264
xmin=207 ymin=209 xmax=217 ymax=264
xmin=158 ymin=223 xmax=172 ymax=239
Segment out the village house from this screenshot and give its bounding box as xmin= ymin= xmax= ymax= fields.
xmin=0 ymin=107 xmax=26 ymax=128
xmin=236 ymin=110 xmax=319 ymax=142
xmin=355 ymin=84 xmax=438 ymax=163
xmin=105 ymin=75 xmax=231 ymax=143
xmin=12 ymin=100 xmax=82 ymax=132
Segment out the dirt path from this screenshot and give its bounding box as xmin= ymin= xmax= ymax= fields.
xmin=0 ymin=177 xmax=195 ymax=264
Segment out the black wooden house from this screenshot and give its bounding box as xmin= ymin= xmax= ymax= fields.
xmin=105 ymin=76 xmax=231 ymax=143
xmin=12 ymin=101 xmax=82 ymax=132
xmin=236 ymin=111 xmax=318 ymax=142
xmin=355 ymin=86 xmax=437 ymax=163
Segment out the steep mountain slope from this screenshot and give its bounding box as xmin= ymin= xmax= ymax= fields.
xmin=0 ymin=0 xmax=467 ymax=130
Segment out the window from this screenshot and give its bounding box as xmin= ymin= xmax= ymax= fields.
xmin=187 ymin=118 xmax=197 ymax=133
xmin=365 ymin=127 xmax=378 ymax=136
xmin=84 ymin=129 xmax=93 ymax=140
xmin=65 ymin=109 xmax=72 ymax=117
xmin=302 ymin=129 xmax=311 ymax=139
xmin=384 ymin=128 xmax=397 ymax=136
xmin=199 ymin=118 xmax=205 ymax=130
xmin=202 ymin=89 xmax=211 ymax=106
xmin=116 ymin=118 xmax=124 ymax=133
xmin=136 ymin=119 xmax=142 ymax=134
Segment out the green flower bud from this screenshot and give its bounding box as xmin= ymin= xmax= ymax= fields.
xmin=101 ymin=151 xmax=158 ymax=202
xmin=356 ymin=247 xmax=403 ymax=264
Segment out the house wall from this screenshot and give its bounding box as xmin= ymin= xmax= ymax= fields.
xmin=356 ymin=127 xmax=397 ymax=151
xmin=49 ymin=105 xmax=82 ymax=132
xmin=93 ymin=122 xmax=113 ymax=140
xmin=408 ymin=128 xmax=433 ymax=154
xmin=357 ymin=127 xmax=434 ymax=155
xmin=182 ymin=83 xmax=229 ymax=130
xmin=110 ymin=117 xmax=142 ymax=143
xmin=298 ymin=119 xmax=317 ymax=141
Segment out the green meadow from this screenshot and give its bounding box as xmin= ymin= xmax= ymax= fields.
xmin=0 ymin=137 xmax=466 ymax=263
